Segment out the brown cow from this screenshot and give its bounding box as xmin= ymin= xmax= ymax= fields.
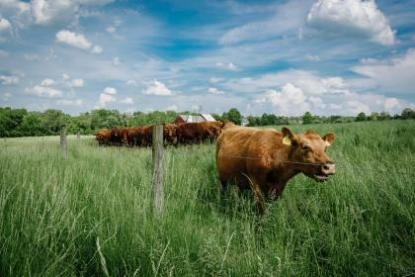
xmin=96 ymin=128 xmax=111 ymax=145
xmin=126 ymin=127 xmax=144 ymax=146
xmin=216 ymin=126 xmax=336 ymax=214
xmin=110 ymin=127 xmax=129 ymax=146
xmin=163 ymin=124 xmax=178 ymax=145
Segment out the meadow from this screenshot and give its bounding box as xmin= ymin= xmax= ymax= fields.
xmin=0 ymin=120 xmax=414 ymax=276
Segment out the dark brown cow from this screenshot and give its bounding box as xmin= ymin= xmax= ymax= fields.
xmin=141 ymin=125 xmax=153 ymax=147
xmin=163 ymin=124 xmax=178 ymax=145
xmin=95 ymin=128 xmax=111 ymax=145
xmin=216 ymin=126 xmax=336 ymax=214
xmin=110 ymin=128 xmax=129 ymax=146
xmin=126 ymin=127 xmax=144 ymax=146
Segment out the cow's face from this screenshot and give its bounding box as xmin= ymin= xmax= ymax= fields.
xmin=282 ymin=127 xmax=336 ymax=182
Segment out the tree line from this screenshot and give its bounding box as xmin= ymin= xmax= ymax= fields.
xmin=0 ymin=106 xmax=414 ymax=137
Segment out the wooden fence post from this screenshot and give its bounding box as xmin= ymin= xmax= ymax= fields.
xmin=152 ymin=125 xmax=164 ymax=215
xmin=60 ymin=128 xmax=68 ymax=159
xmin=77 ymin=131 xmax=80 ymax=140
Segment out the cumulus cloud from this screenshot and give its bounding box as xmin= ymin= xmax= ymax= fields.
xmin=31 ymin=0 xmax=115 ymax=25
xmin=0 ymin=18 xmax=11 ymax=31
xmin=91 ymin=45 xmax=103 ymax=54
xmin=71 ymin=78 xmax=84 ymax=88
xmin=120 ymin=97 xmax=134 ymax=104
xmin=106 ymin=26 xmax=116 ymax=33
xmin=97 ymin=87 xmax=117 ymax=107
xmin=57 ymin=98 xmax=83 ymax=106
xmin=0 ymin=75 xmax=19 ymax=85
xmin=227 ymin=69 xmax=411 ymax=115
xmin=216 ymin=62 xmax=238 ymax=71
xmin=208 ymin=87 xmax=224 ymax=95
xmin=56 ymin=30 xmax=92 ymax=49
xmin=2 ymin=92 xmax=12 ymax=101
xmin=144 ymin=80 xmax=173 ymax=96
xmin=26 ymin=85 xmax=63 ymax=98
xmin=352 ymin=48 xmax=415 ymax=94
xmin=40 ymin=78 xmax=55 ymax=86
xmin=307 ymin=0 xmax=395 ymax=45
xmin=255 ymin=83 xmax=310 ymax=115
xmin=126 ymin=80 xmax=138 ymax=86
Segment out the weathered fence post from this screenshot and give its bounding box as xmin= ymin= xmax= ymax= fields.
xmin=77 ymin=131 xmax=80 ymax=140
xmin=60 ymin=128 xmax=68 ymax=159
xmin=152 ymin=125 xmax=164 ymax=215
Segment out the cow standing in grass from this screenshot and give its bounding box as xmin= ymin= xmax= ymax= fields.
xmin=216 ymin=126 xmax=336 ymax=214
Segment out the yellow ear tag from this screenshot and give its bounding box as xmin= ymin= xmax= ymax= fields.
xmin=282 ymin=136 xmax=291 ymax=146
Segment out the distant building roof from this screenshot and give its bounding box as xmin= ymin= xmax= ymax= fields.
xmin=174 ymin=114 xmax=216 ymax=124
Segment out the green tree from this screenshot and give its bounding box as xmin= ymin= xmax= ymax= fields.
xmin=302 ymin=111 xmax=313 ymax=125
xmin=401 ymin=108 xmax=415 ymax=119
xmin=356 ymin=112 xmax=366 ymax=122
xmin=223 ymin=108 xmax=242 ymax=125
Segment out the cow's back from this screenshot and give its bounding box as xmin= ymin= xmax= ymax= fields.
xmin=216 ymin=126 xmax=283 ymax=187
xmin=216 ymin=126 xmax=258 ymax=185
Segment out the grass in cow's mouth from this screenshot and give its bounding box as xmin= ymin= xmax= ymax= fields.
xmin=0 ymin=120 xmax=414 ymax=276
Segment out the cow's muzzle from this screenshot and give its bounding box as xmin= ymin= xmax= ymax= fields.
xmin=313 ymin=162 xmax=335 ymax=182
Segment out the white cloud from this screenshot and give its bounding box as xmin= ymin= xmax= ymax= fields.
xmin=71 ymin=78 xmax=84 ymax=88
xmin=209 ymin=77 xmax=224 ymax=83
xmin=31 ymin=0 xmax=115 ymax=25
xmin=144 ymin=80 xmax=173 ymax=96
xmin=98 ymin=87 xmax=117 ymax=107
xmin=91 ymin=45 xmax=103 ymax=54
xmin=2 ymin=92 xmax=12 ymax=101
xmin=0 ymin=18 xmax=11 ymax=31
xmin=40 ymin=78 xmax=55 ymax=86
xmin=352 ymin=49 xmax=415 ymax=94
xmin=307 ymin=0 xmax=395 ymax=45
xmin=27 ymin=85 xmax=63 ymax=98
xmin=57 ymin=98 xmax=83 ymax=106
xmin=126 ymin=79 xmax=138 ymax=86
xmin=255 ymin=83 xmax=310 ymax=115
xmin=0 ymin=75 xmax=19 ymax=85
xmin=0 ymin=0 xmax=30 ymax=13
xmin=112 ymin=56 xmax=121 ymax=66
xmin=208 ymin=87 xmax=224 ymax=95
xmin=106 ymin=26 xmax=116 ymax=33
xmin=305 ymin=54 xmax=320 ymax=62
xmin=216 ymin=62 xmax=238 ymax=71
xmin=120 ymin=97 xmax=134 ymax=104
xmin=56 ymin=30 xmax=92 ymax=50
xmin=165 ymin=104 xmax=178 ymax=111
xmin=62 ymin=73 xmax=70 ymax=81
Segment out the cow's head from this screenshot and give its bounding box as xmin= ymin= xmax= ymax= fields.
xmin=282 ymin=127 xmax=336 ymax=182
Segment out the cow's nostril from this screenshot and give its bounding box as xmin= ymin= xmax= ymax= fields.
xmin=323 ymin=164 xmax=329 ymax=171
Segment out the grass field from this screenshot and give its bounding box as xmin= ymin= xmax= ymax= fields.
xmin=1 ymin=120 xmax=414 ymax=276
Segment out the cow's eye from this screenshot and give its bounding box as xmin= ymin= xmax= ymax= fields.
xmin=302 ymin=145 xmax=311 ymax=151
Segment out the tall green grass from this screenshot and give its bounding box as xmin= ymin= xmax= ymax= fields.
xmin=0 ymin=120 xmax=414 ymax=276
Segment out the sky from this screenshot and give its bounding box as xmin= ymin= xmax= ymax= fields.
xmin=0 ymin=0 xmax=415 ymax=116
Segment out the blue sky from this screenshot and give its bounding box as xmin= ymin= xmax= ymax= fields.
xmin=0 ymin=0 xmax=415 ymax=116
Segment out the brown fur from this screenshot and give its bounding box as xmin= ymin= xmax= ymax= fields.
xmin=216 ymin=126 xmax=336 ymax=214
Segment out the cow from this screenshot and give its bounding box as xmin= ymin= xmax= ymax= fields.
xmin=126 ymin=127 xmax=144 ymax=146
xmin=110 ymin=127 xmax=129 ymax=146
xmin=176 ymin=123 xmax=202 ymax=144
xmin=163 ymin=124 xmax=178 ymax=145
xmin=141 ymin=125 xmax=153 ymax=147
xmin=199 ymin=121 xmax=225 ymax=142
xmin=216 ymin=126 xmax=336 ymax=214
xmin=95 ymin=128 xmax=111 ymax=145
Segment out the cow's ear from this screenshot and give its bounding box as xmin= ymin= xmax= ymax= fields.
xmin=322 ymin=133 xmax=335 ymax=147
xmin=281 ymin=127 xmax=298 ymax=146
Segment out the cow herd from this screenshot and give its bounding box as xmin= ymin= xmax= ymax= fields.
xmin=95 ymin=121 xmax=226 ymax=147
